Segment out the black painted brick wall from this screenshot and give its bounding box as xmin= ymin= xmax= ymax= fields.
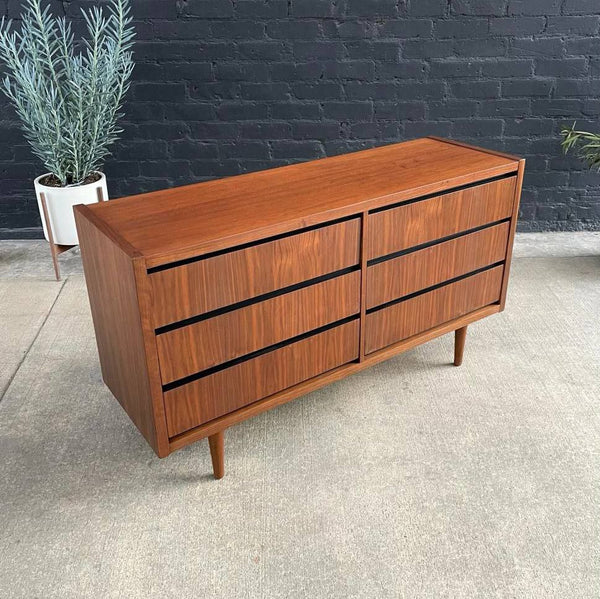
xmin=2 ymin=0 xmax=600 ymax=236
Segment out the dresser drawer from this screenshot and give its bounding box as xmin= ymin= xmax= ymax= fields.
xmin=365 ymin=265 xmax=504 ymax=354
xmin=156 ymin=271 xmax=360 ymax=384
xmin=149 ymin=218 xmax=361 ymax=328
xmin=367 ymin=221 xmax=510 ymax=309
xmin=367 ymin=176 xmax=515 ymax=260
xmin=164 ymin=319 xmax=360 ymax=436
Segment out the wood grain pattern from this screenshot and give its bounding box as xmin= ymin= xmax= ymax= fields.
xmin=156 ymin=271 xmax=360 ymax=384
xmin=74 ymin=138 xmax=523 ymax=469
xmin=164 ymin=320 xmax=360 ymax=437
xmin=365 ymin=266 xmax=504 ymax=354
xmin=367 ymin=176 xmax=516 ymax=260
xmin=168 ymin=304 xmax=501 ymax=452
xmin=150 ymin=219 xmax=361 ymax=327
xmin=74 ymin=207 xmax=162 ymax=454
xmin=367 ymin=221 xmax=510 ymax=309
xmin=83 ymin=138 xmax=519 ymax=267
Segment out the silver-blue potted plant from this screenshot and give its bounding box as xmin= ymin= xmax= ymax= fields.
xmin=0 ymin=0 xmax=134 ymax=246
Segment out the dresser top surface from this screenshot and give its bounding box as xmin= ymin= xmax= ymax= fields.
xmin=81 ymin=137 xmax=520 ymax=267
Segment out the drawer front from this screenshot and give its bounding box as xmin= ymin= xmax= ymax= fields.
xmin=150 ymin=219 xmax=361 ymax=328
xmin=164 ymin=320 xmax=360 ymax=437
xmin=156 ymin=271 xmax=360 ymax=385
xmin=367 ymin=221 xmax=510 ymax=309
xmin=367 ymin=176 xmax=516 ymax=260
xmin=365 ymin=265 xmax=503 ymax=354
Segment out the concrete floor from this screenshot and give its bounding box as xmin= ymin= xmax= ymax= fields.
xmin=0 ymin=233 xmax=599 ymax=598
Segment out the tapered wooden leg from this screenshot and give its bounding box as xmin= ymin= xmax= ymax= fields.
xmin=454 ymin=326 xmax=467 ymax=367
xmin=208 ymin=430 xmax=225 ymax=479
xmin=49 ymin=243 xmax=61 ymax=281
xmin=40 ymin=192 xmax=61 ymax=281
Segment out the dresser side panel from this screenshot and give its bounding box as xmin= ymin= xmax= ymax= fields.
xmin=500 ymin=158 xmax=526 ymax=309
xmin=75 ymin=207 xmax=160 ymax=454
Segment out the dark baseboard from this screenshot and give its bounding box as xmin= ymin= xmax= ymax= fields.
xmin=0 ymin=227 xmax=44 ymax=240
xmin=0 ymin=221 xmax=599 ymax=240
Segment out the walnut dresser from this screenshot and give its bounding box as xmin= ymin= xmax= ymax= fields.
xmin=75 ymin=137 xmax=524 ymax=479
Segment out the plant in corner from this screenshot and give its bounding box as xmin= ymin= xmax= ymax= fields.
xmin=0 ymin=0 xmax=135 ymax=247
xmin=561 ymin=123 xmax=600 ymax=170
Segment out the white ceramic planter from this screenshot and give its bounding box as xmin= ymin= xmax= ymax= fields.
xmin=34 ymin=172 xmax=109 ymax=246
